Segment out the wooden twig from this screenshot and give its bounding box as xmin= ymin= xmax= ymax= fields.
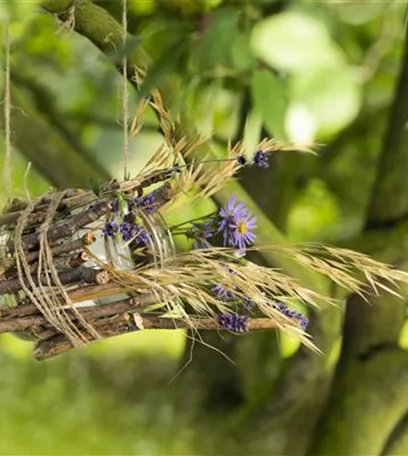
xmin=0 ymin=171 xmax=176 ymax=228
xmin=4 ymin=254 xmax=82 ymax=280
xmin=0 ymin=233 xmax=96 ymax=277
xmin=7 ymin=200 xmax=111 ymax=252
xmin=0 ymin=189 xmax=84 ymax=226
xmin=69 ymin=251 xmax=90 ymax=268
xmin=146 ymin=182 xmax=173 ymax=209
xmin=0 ymin=267 xmax=109 ymax=294
xmin=0 ymin=293 xmax=158 ymax=333
xmin=34 ymin=316 xmax=280 ymax=360
xmin=0 ymin=209 xmax=48 ymax=228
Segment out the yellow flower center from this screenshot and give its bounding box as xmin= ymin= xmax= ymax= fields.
xmin=237 ymin=221 xmax=248 ymax=234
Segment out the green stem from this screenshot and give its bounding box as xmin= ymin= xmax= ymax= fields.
xmin=168 ymin=213 xmax=216 ymax=231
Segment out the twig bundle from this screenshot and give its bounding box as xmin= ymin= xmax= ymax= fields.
xmin=1 ymin=85 xmax=407 ymax=360
xmin=1 ymin=163 xmax=408 ymax=361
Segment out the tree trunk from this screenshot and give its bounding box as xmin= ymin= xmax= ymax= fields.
xmin=310 ymin=19 xmax=408 ymax=456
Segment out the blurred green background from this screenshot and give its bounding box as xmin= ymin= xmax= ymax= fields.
xmin=1 ymin=1 xmax=408 ymax=454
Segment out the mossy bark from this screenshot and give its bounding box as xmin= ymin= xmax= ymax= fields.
xmin=310 ymin=20 xmax=408 ymax=456
xmin=6 ymin=86 xmax=106 ymax=188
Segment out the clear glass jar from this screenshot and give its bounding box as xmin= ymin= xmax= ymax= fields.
xmin=0 ymin=197 xmax=175 ymax=340
xmin=74 ymin=207 xmax=175 ymax=307
xmin=95 ymin=210 xmax=174 ymax=270
xmin=0 ymin=204 xmax=175 ymax=308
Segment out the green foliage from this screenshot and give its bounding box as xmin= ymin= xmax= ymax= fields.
xmin=290 ymin=67 xmax=361 ymax=135
xmin=129 ymin=0 xmax=156 ymax=16
xmin=323 ymin=0 xmax=390 ymax=25
xmin=287 ymin=179 xmax=341 ymax=242
xmin=0 ymin=0 xmax=41 ymax=38
xmin=230 ymin=32 xmax=256 ymax=72
xmin=250 ymin=9 xmax=363 ymax=137
xmin=251 ymin=11 xmax=345 ymax=73
xmin=138 ymin=34 xmax=189 ymax=100
xmin=194 ymin=9 xmax=241 ymax=72
xmin=0 ymin=150 xmax=49 ymax=210
xmin=251 ymin=69 xmax=287 ymax=140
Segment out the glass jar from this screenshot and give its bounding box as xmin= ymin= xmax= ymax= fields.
xmin=75 ymin=206 xmax=176 ymax=307
xmin=0 ymin=195 xmax=175 ymax=341
xmin=0 ymin=202 xmax=175 ymax=309
xmin=93 ymin=210 xmax=174 ymax=270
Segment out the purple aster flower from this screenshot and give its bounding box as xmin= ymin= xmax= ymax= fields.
xmin=217 ymin=197 xmax=252 ymax=246
xmin=218 ymin=313 xmax=249 ymax=333
xmin=102 ymin=221 xmax=118 ymax=238
xmin=133 ymin=226 xmax=150 ymax=246
xmin=253 ymin=150 xmax=270 ymax=168
xmin=212 ymin=283 xmax=236 ymax=301
xmin=299 ymin=317 xmax=309 ymax=330
xmin=192 ymin=222 xmax=215 ymax=250
xmin=193 ymin=236 xmax=212 ymax=250
xmin=229 ymin=212 xmax=257 ymax=250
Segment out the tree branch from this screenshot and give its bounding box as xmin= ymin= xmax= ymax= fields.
xmin=310 ymin=18 xmax=408 ymax=456
xmin=5 ymin=86 xmax=107 ymax=188
xmin=42 ymin=0 xmax=147 ymax=82
xmin=11 ymin=71 xmax=110 ymax=181
xmin=312 ymin=349 xmax=408 ymax=455
xmin=367 ymin=22 xmax=408 ymax=227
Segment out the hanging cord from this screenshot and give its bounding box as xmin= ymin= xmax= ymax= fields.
xmin=3 ymin=23 xmax=11 ymax=199
xmin=122 ymin=0 xmax=129 ymax=180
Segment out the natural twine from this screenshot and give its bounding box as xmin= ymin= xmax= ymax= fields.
xmin=15 ymin=193 xmax=100 ymax=347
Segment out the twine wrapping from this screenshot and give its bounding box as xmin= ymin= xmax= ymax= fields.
xmin=14 ymin=193 xmax=100 ymax=347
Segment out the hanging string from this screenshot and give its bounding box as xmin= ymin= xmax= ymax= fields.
xmin=4 ymin=23 xmax=12 ymax=199
xmin=23 ymin=161 xmax=32 ymax=201
xmin=122 ymin=0 xmax=129 ymax=180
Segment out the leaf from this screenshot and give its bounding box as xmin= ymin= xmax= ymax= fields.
xmin=138 ymin=35 xmax=188 ymax=100
xmin=251 ymin=69 xmax=287 ymax=140
xmin=290 ymin=67 xmax=361 ymax=134
xmin=105 ymin=36 xmax=142 ymax=67
xmin=243 ymin=109 xmax=262 ymax=157
xmin=251 ymin=11 xmax=345 ymax=73
xmin=230 ymin=32 xmax=256 ymax=72
xmin=195 ymin=10 xmax=240 ymax=71
xmin=87 ymin=177 xmax=102 ymax=197
xmin=129 ymin=0 xmax=156 ymax=15
xmin=323 ymin=0 xmax=389 ymax=25
xmin=120 ymin=36 xmax=143 ymax=61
